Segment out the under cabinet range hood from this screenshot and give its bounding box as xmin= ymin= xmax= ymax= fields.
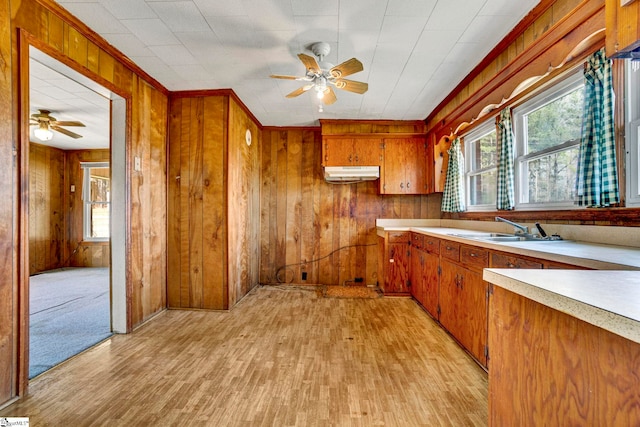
xmin=323 ymin=166 xmax=379 ymax=183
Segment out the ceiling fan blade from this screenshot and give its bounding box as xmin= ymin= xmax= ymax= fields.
xmin=51 ymin=125 xmax=83 ymax=139
xmin=286 ymin=84 xmax=314 ymax=98
xmin=297 ymin=53 xmax=321 ymax=75
xmin=52 ymin=120 xmax=85 ymax=127
xmin=329 ymin=58 xmax=364 ymax=78
xmin=334 ymin=79 xmax=369 ymax=94
xmin=322 ymin=87 xmax=337 ymax=105
xmin=270 ymin=74 xmax=302 ymax=80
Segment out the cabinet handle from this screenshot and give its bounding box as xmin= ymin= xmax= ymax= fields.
xmin=324 ymin=155 xmax=328 ymax=162
xmin=407 ymin=181 xmax=410 ymax=189
xmin=470 ymin=253 xmax=477 ymax=257
xmin=507 ymin=262 xmax=516 ymax=268
xmin=400 ymin=182 xmax=404 ymax=189
xmin=355 ymin=155 xmax=359 ymax=162
xmin=349 ymin=155 xmax=353 ymax=162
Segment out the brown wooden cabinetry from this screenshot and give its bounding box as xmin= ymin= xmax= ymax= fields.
xmin=439 ymin=243 xmax=489 ymax=367
xmin=380 ymin=137 xmax=430 ymax=194
xmin=322 ymin=137 xmax=382 ymax=166
xmin=379 ymin=231 xmax=411 ymax=295
xmin=490 ymin=252 xmax=542 ymax=269
xmin=606 ymin=0 xmax=640 ymax=58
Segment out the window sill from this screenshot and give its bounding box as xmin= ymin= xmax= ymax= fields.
xmin=81 ymin=240 xmax=110 ymax=246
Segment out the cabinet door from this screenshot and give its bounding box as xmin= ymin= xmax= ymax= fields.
xmin=439 ymin=259 xmax=462 ymax=336
xmin=405 ymin=138 xmax=427 ymax=194
xmin=323 ymin=138 xmax=354 ymax=166
xmin=439 ymin=259 xmax=488 ymax=367
xmin=456 ymin=267 xmax=488 ymax=367
xmin=382 ymin=139 xmax=408 ymax=193
xmin=422 ymin=251 xmax=439 ymax=319
xmin=386 ymin=242 xmax=410 ymax=294
xmin=353 ymin=138 xmax=382 ymax=165
xmin=605 ymin=0 xmax=640 ymax=58
xmin=410 ymin=247 xmax=424 ymax=302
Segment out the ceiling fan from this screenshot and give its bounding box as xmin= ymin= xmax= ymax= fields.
xmin=30 ymin=109 xmax=85 ymax=141
xmin=270 ymin=42 xmax=368 ymax=106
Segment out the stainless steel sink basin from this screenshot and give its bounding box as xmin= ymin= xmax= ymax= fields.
xmin=447 ymin=232 xmax=563 ymax=242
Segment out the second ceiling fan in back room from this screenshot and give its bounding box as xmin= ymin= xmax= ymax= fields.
xmin=270 ymin=42 xmax=368 ymax=109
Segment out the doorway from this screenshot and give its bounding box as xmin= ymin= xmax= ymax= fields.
xmin=25 ymin=45 xmax=128 ymax=378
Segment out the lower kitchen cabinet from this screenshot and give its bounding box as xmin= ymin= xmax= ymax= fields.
xmin=379 ymin=232 xmax=411 ymax=295
xmin=422 ymin=244 xmax=440 ymax=319
xmin=440 ymin=259 xmax=488 ymax=367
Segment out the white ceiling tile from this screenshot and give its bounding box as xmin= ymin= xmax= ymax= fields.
xmin=48 ymin=0 xmax=537 ymax=126
xmin=61 ymin=3 xmax=129 ymax=33
xmin=205 ymin=16 xmax=258 ymax=48
xmin=291 ymin=0 xmax=339 ymax=16
xmin=148 ymin=1 xmax=210 ymax=32
xmin=425 ymin=0 xmax=484 ymax=31
xmin=378 ymin=16 xmax=426 ymax=45
xmin=149 ymin=45 xmax=199 ymax=66
xmin=100 ymin=0 xmax=157 ymax=19
xmin=103 ymin=33 xmax=156 ymax=57
xmin=193 ymin=0 xmax=246 ymax=16
xmin=121 ymin=19 xmax=181 ymax=46
xmin=386 ymin=0 xmax=437 ymax=17
xmin=338 ymin=0 xmax=387 ymax=30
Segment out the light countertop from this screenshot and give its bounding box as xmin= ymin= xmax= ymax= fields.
xmin=377 ymin=222 xmax=640 ymax=270
xmin=484 ymin=269 xmax=640 ymax=344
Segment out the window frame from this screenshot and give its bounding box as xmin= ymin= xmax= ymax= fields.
xmin=463 ymin=120 xmax=498 ymax=211
xmin=81 ymin=161 xmax=110 ymax=242
xmin=625 ymin=59 xmax=640 ymax=207
xmin=512 ymin=70 xmax=585 ymax=211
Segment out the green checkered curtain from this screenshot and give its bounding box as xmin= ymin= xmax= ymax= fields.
xmin=575 ymin=48 xmax=619 ymax=207
xmin=496 ymin=107 xmax=515 ymax=210
xmin=441 ymin=137 xmax=466 ymax=212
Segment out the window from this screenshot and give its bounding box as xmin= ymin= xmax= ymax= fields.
xmin=513 ymin=71 xmax=584 ymax=209
xmin=626 ymin=60 xmax=640 ymax=207
xmin=464 ymin=121 xmax=498 ymax=210
xmin=81 ymin=162 xmax=110 ymax=241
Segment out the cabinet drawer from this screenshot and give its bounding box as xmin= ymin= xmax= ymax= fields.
xmin=411 ymin=233 xmax=424 ymax=249
xmin=388 ymin=232 xmax=409 ymax=243
xmin=424 ymin=237 xmax=440 ymax=255
xmin=461 ymin=245 xmax=489 ymax=269
xmin=441 ymin=240 xmax=460 ymax=262
xmin=491 ymin=253 xmax=542 ymax=269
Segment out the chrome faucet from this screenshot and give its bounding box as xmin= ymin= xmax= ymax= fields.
xmin=495 ymin=216 xmax=529 ymax=234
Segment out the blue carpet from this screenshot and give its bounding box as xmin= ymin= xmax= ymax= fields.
xmin=29 ymin=267 xmax=112 ymax=378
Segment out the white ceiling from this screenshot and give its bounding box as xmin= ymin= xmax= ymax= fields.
xmin=52 ymin=0 xmax=539 ymax=128
xmin=30 ymin=47 xmax=111 ymax=150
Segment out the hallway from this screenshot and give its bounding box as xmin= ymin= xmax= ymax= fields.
xmin=2 ymin=286 xmax=488 ymax=426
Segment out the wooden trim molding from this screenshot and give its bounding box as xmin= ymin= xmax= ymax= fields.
xmin=34 ymin=0 xmax=168 ymax=96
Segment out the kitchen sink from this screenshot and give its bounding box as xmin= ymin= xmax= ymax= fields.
xmin=447 ymin=232 xmax=563 ymax=242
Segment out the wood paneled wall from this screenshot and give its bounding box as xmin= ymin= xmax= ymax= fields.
xmin=1 ymin=0 xmax=168 ymax=403
xmin=167 ymin=93 xmax=260 ymax=310
xmin=65 ymin=149 xmax=110 ymax=269
xmin=29 ymin=143 xmax=65 ymax=274
xmin=260 ymin=128 xmax=441 ymax=287
xmin=168 ymin=95 xmax=228 ymax=310
xmin=227 ymin=98 xmax=261 ymax=306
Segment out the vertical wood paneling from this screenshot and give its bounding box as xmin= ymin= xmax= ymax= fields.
xmin=260 ymin=128 xmax=441 ymax=286
xmin=28 ymin=143 xmax=65 ymax=274
xmin=201 ymin=96 xmax=226 ymax=309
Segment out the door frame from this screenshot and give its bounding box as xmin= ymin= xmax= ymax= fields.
xmin=17 ymin=29 xmax=132 ymax=395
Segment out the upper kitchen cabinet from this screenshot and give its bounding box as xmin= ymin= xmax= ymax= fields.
xmin=606 ymin=0 xmax=640 ymax=58
xmin=322 ymin=137 xmax=382 ymax=166
xmin=380 ymin=137 xmax=432 ymax=195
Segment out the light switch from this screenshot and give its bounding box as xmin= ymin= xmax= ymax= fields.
xmin=134 ymin=156 xmax=141 ymax=172
xmin=70 ymin=184 xmax=75 ymax=193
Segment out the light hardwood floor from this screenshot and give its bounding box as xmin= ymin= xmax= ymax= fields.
xmin=1 ymin=286 xmax=488 ymax=426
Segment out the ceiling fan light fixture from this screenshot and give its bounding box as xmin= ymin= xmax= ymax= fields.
xmin=34 ymin=123 xmax=53 ymax=141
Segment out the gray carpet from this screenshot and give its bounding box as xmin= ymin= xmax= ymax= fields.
xmin=30 ymin=267 xmax=112 ymax=378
